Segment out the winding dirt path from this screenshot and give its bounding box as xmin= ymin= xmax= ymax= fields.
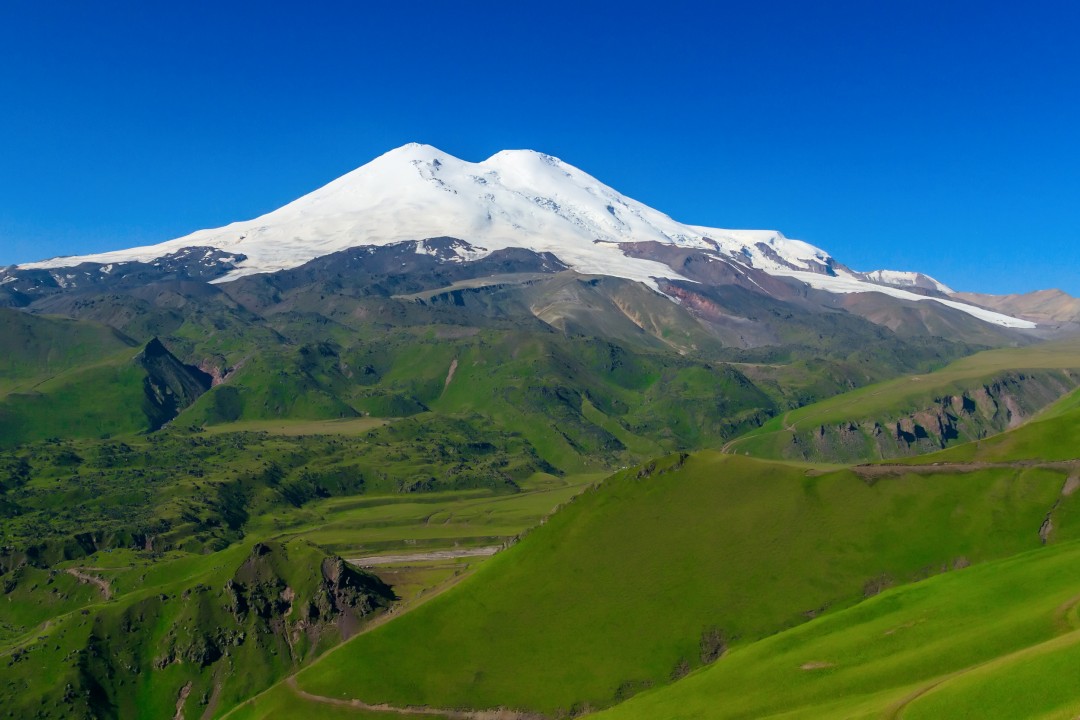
xmin=722 ymin=410 xmax=795 ymax=453
xmin=65 ymin=567 xmax=112 ymax=600
xmin=848 ymin=459 xmax=1080 ymax=479
xmin=346 ymin=546 xmax=500 ymax=567
xmin=285 ymin=677 xmax=542 ymax=719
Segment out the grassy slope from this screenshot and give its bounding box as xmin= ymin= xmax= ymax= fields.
xmin=587 ymin=381 xmax=1080 ymax=719
xmin=0 ymin=350 xmax=151 ymax=447
xmin=725 ymin=338 xmax=1080 ymax=461
xmin=0 ymin=416 xmax=599 ymax=719
xmin=592 ymin=538 xmax=1080 ymax=720
xmin=293 ymin=451 xmax=1079 ymax=715
xmin=0 ymin=310 xmax=154 ymax=446
xmin=0 ymin=308 xmax=135 ymax=384
xmin=188 ymin=329 xmax=776 ymax=473
xmin=0 ymin=520 xmax=566 ymax=720
xmin=0 ymin=538 xmax=394 ymax=719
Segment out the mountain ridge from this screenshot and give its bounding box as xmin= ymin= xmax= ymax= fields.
xmin=8 ymin=143 xmax=1038 ymax=330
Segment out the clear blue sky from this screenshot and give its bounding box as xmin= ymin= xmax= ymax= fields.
xmin=2 ymin=1 xmax=1078 ymax=294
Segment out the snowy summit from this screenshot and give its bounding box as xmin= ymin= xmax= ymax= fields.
xmin=17 ymin=143 xmax=1033 ymax=328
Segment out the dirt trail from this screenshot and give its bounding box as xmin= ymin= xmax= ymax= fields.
xmin=65 ymin=567 xmax=112 ymax=600
xmin=721 ymin=410 xmax=795 ymax=453
xmin=174 ymin=681 xmax=193 ymax=720
xmin=883 ymin=676 xmax=957 ymax=719
xmin=847 ymin=459 xmax=1080 ymax=479
xmin=1053 ymin=591 xmax=1080 ymax=632
xmin=286 ymin=677 xmax=543 ymax=719
xmin=346 ymin=546 xmax=500 ymax=567
xmin=444 ymin=358 xmax=459 ymax=390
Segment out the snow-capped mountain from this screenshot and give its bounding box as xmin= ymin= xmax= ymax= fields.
xmin=14 ymin=143 xmax=1032 ymax=328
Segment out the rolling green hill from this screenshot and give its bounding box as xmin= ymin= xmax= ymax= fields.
xmin=0 ymin=336 xmax=212 ymax=448
xmin=0 ymin=308 xmax=136 ymax=385
xmin=0 ymin=340 xmax=1076 ymax=717
xmin=0 ymin=538 xmax=395 ymax=720
xmin=592 ymin=537 xmax=1080 ymax=720
xmin=285 ymin=450 xmax=1080 ymax=716
xmin=0 ymin=418 xmax=603 ymax=718
xmin=182 ymin=328 xmax=778 ymax=472
xmin=4 ymin=252 xmax=1079 ymax=719
xmin=725 ymin=339 xmax=1080 ymax=463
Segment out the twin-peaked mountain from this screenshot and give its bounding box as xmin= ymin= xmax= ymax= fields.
xmin=1 ymin=144 xmax=1077 ymax=449
xmin=3 ymin=143 xmax=1069 ymax=336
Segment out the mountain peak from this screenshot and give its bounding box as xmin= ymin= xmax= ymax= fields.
xmin=382 ymin=141 xmax=450 ymax=157
xmin=362 ymin=142 xmax=458 ymax=171
xmin=484 ymin=148 xmax=564 ymax=166
xmin=12 ymin=144 xmax=1036 ymax=329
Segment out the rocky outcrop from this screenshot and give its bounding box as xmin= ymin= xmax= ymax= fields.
xmin=64 ymin=541 xmax=394 ymax=720
xmin=136 ymin=338 xmax=214 ymax=430
xmin=790 ymin=370 xmax=1080 ymax=463
xmin=0 ymin=247 xmax=245 ymax=307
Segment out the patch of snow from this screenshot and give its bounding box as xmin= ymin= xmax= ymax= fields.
xmin=863 ymin=269 xmax=954 ymax=294
xmin=414 ymin=240 xmax=438 ymax=257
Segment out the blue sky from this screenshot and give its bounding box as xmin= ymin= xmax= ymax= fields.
xmin=1 ymin=1 xmax=1078 ymax=294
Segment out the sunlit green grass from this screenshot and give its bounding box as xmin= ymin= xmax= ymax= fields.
xmin=258 ymin=472 xmax=601 ymax=555
xmin=593 ymin=539 xmax=1080 ymax=719
xmin=293 ymin=451 xmax=1078 ymax=715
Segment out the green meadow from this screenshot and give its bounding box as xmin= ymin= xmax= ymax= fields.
xmin=593 ymin=538 xmax=1080 ymax=719
xmin=288 ymin=451 xmax=1079 ymax=715
xmin=3 ymin=305 xmax=1080 ymax=718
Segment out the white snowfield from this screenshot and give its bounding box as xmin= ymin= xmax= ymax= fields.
xmin=769 ymin=270 xmax=1034 ymax=329
xmin=18 ymin=143 xmax=1034 ymax=329
xmin=861 ymin=269 xmax=955 ymax=294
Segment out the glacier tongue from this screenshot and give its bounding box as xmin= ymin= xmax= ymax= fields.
xmin=16 ymin=142 xmax=1034 ymax=329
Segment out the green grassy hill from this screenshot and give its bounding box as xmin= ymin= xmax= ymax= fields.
xmin=0 ymin=353 xmax=152 ymax=446
xmin=726 ymin=339 xmax=1080 ymax=463
xmin=0 ymin=338 xmax=212 ymax=448
xmin=0 ymin=419 xmax=601 ymax=719
xmin=4 ymin=266 xmax=1079 ymax=719
xmin=185 ymin=329 xmax=777 ymax=472
xmin=0 ymin=308 xmax=136 ymax=385
xmin=591 ymin=537 xmax=1080 ymax=720
xmin=0 ymin=538 xmax=395 ymax=720
xmin=0 ymin=311 xmax=151 ymax=446
xmin=283 ymin=450 xmax=1080 ymax=716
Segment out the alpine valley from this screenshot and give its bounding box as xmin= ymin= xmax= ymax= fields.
xmin=2 ymin=144 xmax=1080 ymax=720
